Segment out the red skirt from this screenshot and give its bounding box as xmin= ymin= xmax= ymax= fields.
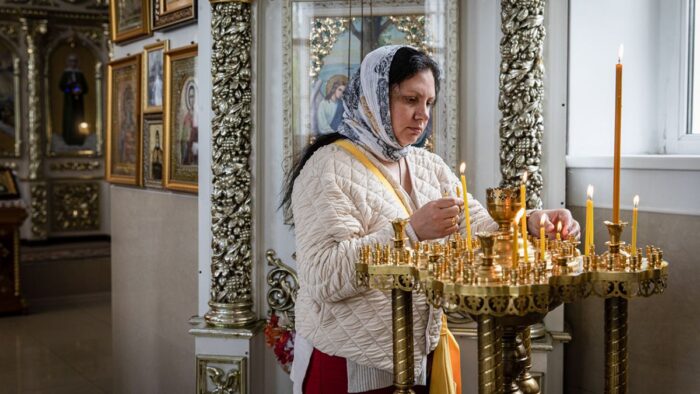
xmin=302 ymin=348 xmax=430 ymax=394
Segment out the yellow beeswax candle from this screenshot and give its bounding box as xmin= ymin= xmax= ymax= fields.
xmin=520 ymin=172 xmax=529 ymax=263
xmin=460 ymin=162 xmax=473 ymax=252
xmin=613 ymin=45 xmax=624 ymax=223
xmin=556 ymin=221 xmax=562 ymax=241
xmin=513 ymin=208 xmax=525 ymax=269
xmin=586 ymin=185 xmax=594 ymax=256
xmin=540 ymin=214 xmax=546 ymax=261
xmin=632 ymin=195 xmax=639 ymax=256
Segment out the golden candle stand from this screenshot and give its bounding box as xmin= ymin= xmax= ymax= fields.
xmin=355 ymin=188 xmax=668 ymax=394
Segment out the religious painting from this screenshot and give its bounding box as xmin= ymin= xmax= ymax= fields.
xmin=153 ymin=0 xmax=197 ymax=31
xmin=283 ymin=0 xmax=459 ymax=171
xmin=46 ymin=40 xmax=102 ymax=157
xmin=0 ymin=41 xmax=20 ymax=158
xmin=143 ymin=40 xmax=169 ymax=113
xmin=0 ymin=168 xmax=19 ymax=199
xmin=110 ymin=0 xmax=151 ymax=43
xmin=164 ymin=44 xmax=197 ymax=193
xmin=107 ymin=55 xmax=142 ymax=186
xmin=142 ymin=115 xmax=164 ymax=188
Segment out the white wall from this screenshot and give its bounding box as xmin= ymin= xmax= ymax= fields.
xmin=569 ymin=0 xmax=661 ymax=156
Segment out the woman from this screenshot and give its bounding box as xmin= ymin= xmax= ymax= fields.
xmin=282 ymin=45 xmax=579 ymax=394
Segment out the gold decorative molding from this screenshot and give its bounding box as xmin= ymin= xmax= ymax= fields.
xmin=309 ymin=17 xmax=349 ymax=80
xmin=498 ymin=0 xmax=546 ymax=209
xmin=50 ymin=182 xmax=99 ymax=232
xmin=49 ymin=161 xmax=101 ymax=171
xmin=205 ymin=0 xmax=257 ymax=328
xmin=196 ymin=355 xmax=247 ymax=394
xmin=265 ymin=249 xmax=298 ymax=328
xmin=22 ymin=18 xmax=47 ymax=181
xmin=29 ymin=182 xmax=48 ymax=238
xmin=388 ymin=15 xmax=430 ymax=55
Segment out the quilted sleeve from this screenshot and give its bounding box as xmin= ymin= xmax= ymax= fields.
xmin=434 ymin=159 xmax=498 ymax=234
xmin=292 ymin=150 xmax=394 ymax=304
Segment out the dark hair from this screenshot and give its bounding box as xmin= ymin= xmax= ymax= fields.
xmin=280 ymin=47 xmax=440 ymax=225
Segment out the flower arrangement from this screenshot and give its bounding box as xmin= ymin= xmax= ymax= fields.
xmin=264 ymin=312 xmax=295 ymax=373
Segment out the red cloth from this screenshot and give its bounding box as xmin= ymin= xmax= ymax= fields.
xmin=303 ymin=348 xmax=429 ymax=394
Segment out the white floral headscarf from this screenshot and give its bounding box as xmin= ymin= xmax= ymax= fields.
xmin=337 ymin=45 xmax=415 ymax=162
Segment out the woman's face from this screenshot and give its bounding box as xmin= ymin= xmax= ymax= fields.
xmin=333 ymin=84 xmax=346 ymax=100
xmin=389 ymin=69 xmax=435 ymax=147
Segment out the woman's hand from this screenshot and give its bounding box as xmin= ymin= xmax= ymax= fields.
xmin=527 ymin=209 xmax=581 ymax=240
xmin=410 ymin=197 xmax=463 ymax=241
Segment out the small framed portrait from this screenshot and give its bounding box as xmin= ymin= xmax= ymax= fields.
xmin=163 ymin=44 xmax=199 ymax=193
xmin=0 ymin=167 xmax=19 ymax=200
xmin=106 ymin=54 xmax=142 ymax=186
xmin=142 ymin=115 xmax=164 ymax=188
xmin=153 ymin=0 xmax=197 ymax=31
xmin=45 ymin=38 xmax=103 ymax=157
xmin=143 ymin=40 xmax=169 ymax=113
xmin=164 ymin=44 xmax=198 ymax=193
xmin=110 ymin=0 xmax=151 ymax=43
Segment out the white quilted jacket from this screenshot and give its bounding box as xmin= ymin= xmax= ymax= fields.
xmin=291 ymin=142 xmax=497 ymax=376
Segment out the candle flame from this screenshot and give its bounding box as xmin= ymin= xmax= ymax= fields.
xmin=618 ymin=44 xmax=624 ymax=63
xmin=521 ymin=171 xmax=528 ymax=183
xmin=540 ymin=214 xmax=547 ymax=227
xmin=587 ymin=184 xmax=594 ymax=199
xmin=556 ymin=221 xmax=562 ymax=233
xmin=459 ymin=162 xmax=466 ymax=174
xmin=514 ymin=207 xmax=525 ymax=224
xmin=633 ymin=195 xmax=639 ymax=208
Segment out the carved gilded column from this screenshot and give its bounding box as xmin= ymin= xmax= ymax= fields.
xmin=205 ymin=0 xmax=257 ymax=328
xmin=21 ymin=18 xmax=48 ymax=238
xmin=498 ymin=0 xmax=545 ymax=209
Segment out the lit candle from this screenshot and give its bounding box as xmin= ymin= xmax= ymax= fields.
xmin=520 ymin=172 xmax=529 ymax=263
xmin=78 ymin=122 xmax=90 ymax=136
xmin=632 ymin=195 xmax=639 ymax=256
xmin=556 ymin=221 xmax=562 ymax=241
xmin=539 ymin=214 xmax=546 ymax=261
xmin=586 ymin=185 xmax=594 ymax=256
xmin=613 ymin=44 xmax=624 ymax=223
xmin=460 ymin=163 xmax=473 ymax=253
xmin=513 ymin=208 xmax=525 ymax=269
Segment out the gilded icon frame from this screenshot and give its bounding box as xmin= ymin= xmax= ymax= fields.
xmin=110 ymin=0 xmax=152 ymax=43
xmin=0 ymin=43 xmax=21 ymax=158
xmin=142 ymin=115 xmax=164 ymax=188
xmin=143 ymin=40 xmax=169 ymax=114
xmin=164 ymin=44 xmax=198 ymax=193
xmin=282 ymin=0 xmax=459 ymax=172
xmin=44 ymin=35 xmax=104 ymax=158
xmin=0 ymin=167 xmax=19 ymax=199
xmin=153 ymin=0 xmax=197 ymax=31
xmin=106 ymin=54 xmax=142 ymax=186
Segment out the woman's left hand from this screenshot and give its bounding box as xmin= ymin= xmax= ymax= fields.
xmin=527 ymin=209 xmax=581 ymax=240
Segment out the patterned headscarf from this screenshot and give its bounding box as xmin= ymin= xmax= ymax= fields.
xmin=337 ymin=45 xmax=415 ymax=162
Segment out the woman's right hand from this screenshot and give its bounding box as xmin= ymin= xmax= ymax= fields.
xmin=410 ymin=197 xmax=463 ymax=241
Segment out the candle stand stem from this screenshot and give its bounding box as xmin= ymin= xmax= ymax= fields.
xmin=517 ymin=327 xmax=540 ymax=393
xmin=477 ymin=315 xmax=504 ymax=394
xmin=605 ymin=297 xmax=628 ymax=394
xmin=392 ymin=288 xmax=415 ymax=394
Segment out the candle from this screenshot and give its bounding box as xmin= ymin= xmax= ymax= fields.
xmin=460 ymin=163 xmax=473 ymax=253
xmin=513 ymin=208 xmax=525 ymax=269
xmin=520 ymin=172 xmax=529 ymax=263
xmin=586 ymin=185 xmax=594 ymax=256
xmin=539 ymin=214 xmax=546 ymax=261
xmin=632 ymin=195 xmax=639 ymax=256
xmin=613 ymin=44 xmax=624 ymax=223
xmin=556 ymin=221 xmax=562 ymax=241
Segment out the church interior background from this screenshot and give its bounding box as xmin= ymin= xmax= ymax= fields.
xmin=0 ymin=0 xmax=698 ymax=393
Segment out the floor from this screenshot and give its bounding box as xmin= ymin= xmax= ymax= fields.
xmin=0 ymin=298 xmax=112 ymax=394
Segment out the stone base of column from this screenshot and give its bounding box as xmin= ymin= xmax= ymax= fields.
xmin=190 ymin=316 xmax=265 ymax=394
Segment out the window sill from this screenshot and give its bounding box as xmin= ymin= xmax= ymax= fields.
xmin=566 ymin=155 xmax=700 ymax=171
